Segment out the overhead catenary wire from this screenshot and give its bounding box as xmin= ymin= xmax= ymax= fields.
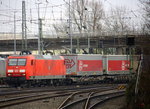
xmin=0 ymin=3 xmax=66 ymax=12
xmin=43 ymin=0 xmax=48 ymax=20
xmin=0 ymin=0 xmax=143 ymax=35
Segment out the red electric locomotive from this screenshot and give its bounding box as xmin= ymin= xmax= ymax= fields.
xmin=6 ymin=55 xmax=66 ymax=86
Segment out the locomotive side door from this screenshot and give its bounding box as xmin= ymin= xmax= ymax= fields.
xmin=28 ymin=59 xmax=36 ymax=80
xmin=32 ymin=59 xmax=36 ymax=77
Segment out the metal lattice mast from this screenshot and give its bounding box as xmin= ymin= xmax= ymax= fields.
xmin=14 ymin=12 xmax=16 ymax=54
xmin=39 ymin=18 xmax=43 ymax=54
xmin=22 ymin=1 xmax=27 ymax=50
xmin=69 ymin=0 xmax=72 ymax=54
xmin=37 ymin=2 xmax=42 ymax=55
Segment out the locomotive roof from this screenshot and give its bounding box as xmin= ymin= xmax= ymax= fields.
xmin=62 ymin=54 xmax=129 ymax=56
xmin=8 ymin=55 xmax=64 ymax=60
xmin=34 ymin=55 xmax=64 ymax=60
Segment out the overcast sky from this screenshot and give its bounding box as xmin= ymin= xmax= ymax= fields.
xmin=0 ymin=0 xmax=141 ymax=35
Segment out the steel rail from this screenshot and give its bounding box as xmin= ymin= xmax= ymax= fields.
xmin=89 ymin=92 xmax=125 ymax=109
xmin=84 ymin=92 xmax=94 ymax=109
xmin=60 ymin=90 xmax=125 ymax=109
xmin=0 ymin=85 xmax=117 ymax=108
xmin=0 ymin=92 xmax=71 ymax=108
xmin=0 ymin=84 xmax=116 ymax=96
xmin=57 ymin=87 xmax=116 ymax=109
xmin=57 ymin=91 xmax=79 ymax=109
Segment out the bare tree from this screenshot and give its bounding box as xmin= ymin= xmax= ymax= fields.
xmin=70 ymin=0 xmax=104 ymax=36
xmin=52 ymin=0 xmax=104 ymax=53
xmin=53 ymin=22 xmax=68 ymax=37
xmin=53 ymin=0 xmax=104 ymax=37
xmin=68 ymin=0 xmax=104 ymax=52
xmin=139 ymin=0 xmax=150 ymax=35
xmin=104 ymin=6 xmax=131 ymax=36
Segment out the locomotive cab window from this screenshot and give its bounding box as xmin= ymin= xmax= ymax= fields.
xmin=8 ymin=59 xmax=17 ymax=66
xmin=18 ymin=59 xmax=26 ymax=66
xmin=8 ymin=58 xmax=26 ymax=66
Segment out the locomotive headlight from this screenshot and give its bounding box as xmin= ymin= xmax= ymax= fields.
xmin=20 ymin=69 xmax=25 ymax=72
xmin=22 ymin=74 xmax=26 ymax=76
xmin=8 ymin=74 xmax=12 ymax=76
xmin=8 ymin=69 xmax=13 ymax=73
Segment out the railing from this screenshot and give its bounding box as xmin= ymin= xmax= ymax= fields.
xmin=0 ymin=31 xmax=145 ymax=40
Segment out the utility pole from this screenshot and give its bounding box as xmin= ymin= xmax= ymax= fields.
xmin=88 ymin=36 xmax=90 ymax=53
xmin=14 ymin=12 xmax=16 ymax=54
xmin=39 ymin=18 xmax=43 ymax=53
xmin=22 ymin=1 xmax=27 ymax=50
xmin=37 ymin=2 xmax=42 ymax=55
xmin=69 ymin=0 xmax=72 ymax=54
xmin=135 ymin=53 xmax=143 ymax=102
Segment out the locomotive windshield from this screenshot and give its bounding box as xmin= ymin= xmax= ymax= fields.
xmin=18 ymin=59 xmax=26 ymax=66
xmin=8 ymin=58 xmax=26 ymax=66
xmin=8 ymin=59 xmax=17 ymax=66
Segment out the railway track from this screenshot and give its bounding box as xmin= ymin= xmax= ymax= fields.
xmin=0 ymin=84 xmax=118 ymax=96
xmin=0 ymin=90 xmax=70 ymax=108
xmin=0 ymin=84 xmax=119 ymax=108
xmin=58 ymin=90 xmax=125 ymax=109
xmin=88 ymin=92 xmax=124 ymax=109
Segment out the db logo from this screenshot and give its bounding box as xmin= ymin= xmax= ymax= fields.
xmin=15 ymin=69 xmax=18 ymax=72
xmin=79 ymin=61 xmax=88 ymax=71
xmin=65 ymin=59 xmax=75 ymax=69
xmin=122 ymin=61 xmax=129 ymax=70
